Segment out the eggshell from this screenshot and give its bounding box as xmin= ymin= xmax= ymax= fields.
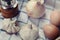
xmin=43 ymin=24 xmax=59 ymax=40
xmin=26 ymin=1 xmax=45 ymax=18
xmin=50 ymin=10 xmax=60 ymax=26
xmin=30 ymin=0 xmax=44 ymax=4
xmin=20 ymin=24 xmax=39 ymax=40
xmin=0 ymin=7 xmax=1 ymax=12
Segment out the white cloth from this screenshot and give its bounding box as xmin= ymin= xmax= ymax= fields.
xmin=2 ymin=19 xmax=20 ymax=34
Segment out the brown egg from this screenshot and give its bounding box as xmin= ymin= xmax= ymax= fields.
xmin=43 ymin=24 xmax=59 ymax=40
xmin=59 ymin=31 xmax=60 ymax=36
xmin=50 ymin=10 xmax=60 ymax=26
xmin=0 ymin=7 xmax=1 ymax=12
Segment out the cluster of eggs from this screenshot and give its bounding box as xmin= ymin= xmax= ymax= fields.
xmin=43 ymin=10 xmax=60 ymax=40
xmin=26 ymin=0 xmax=60 ymax=40
xmin=0 ymin=0 xmax=60 ymax=40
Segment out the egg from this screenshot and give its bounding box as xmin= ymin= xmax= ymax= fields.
xmin=59 ymin=31 xmax=60 ymax=36
xmin=50 ymin=10 xmax=60 ymax=26
xmin=43 ymin=24 xmax=59 ymax=40
xmin=26 ymin=0 xmax=45 ymax=18
xmin=30 ymin=0 xmax=44 ymax=4
xmin=20 ymin=24 xmax=38 ymax=40
xmin=0 ymin=7 xmax=1 ymax=12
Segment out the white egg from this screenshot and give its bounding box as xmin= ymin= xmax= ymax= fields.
xmin=26 ymin=0 xmax=45 ymax=18
xmin=20 ymin=24 xmax=38 ymax=40
xmin=30 ymin=0 xmax=44 ymax=4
